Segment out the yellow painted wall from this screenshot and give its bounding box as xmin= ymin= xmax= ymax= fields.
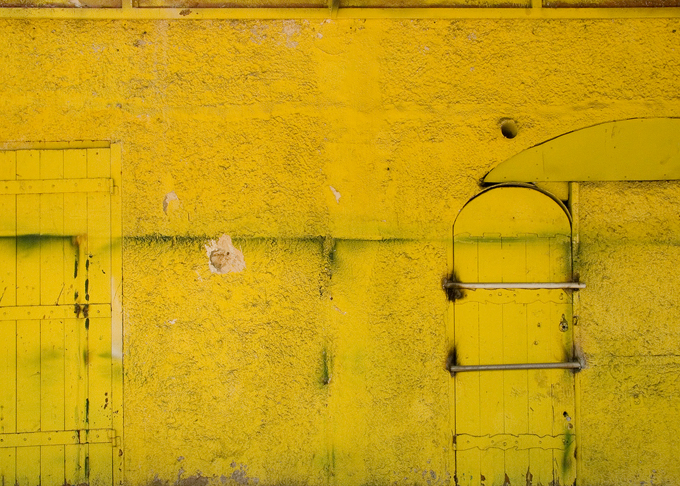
xmin=0 ymin=15 xmax=679 ymax=486
xmin=578 ymin=182 xmax=680 ymax=485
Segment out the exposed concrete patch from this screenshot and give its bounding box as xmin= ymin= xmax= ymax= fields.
xmin=163 ymin=191 xmax=179 ymax=214
xmin=329 ymin=186 xmax=341 ymax=203
xmin=205 ymin=235 xmax=246 ymax=274
xmin=282 ymin=20 xmax=300 ymax=48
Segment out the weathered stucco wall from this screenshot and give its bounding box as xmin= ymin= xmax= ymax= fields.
xmin=0 ymin=17 xmax=679 ymax=486
xmin=578 ymin=182 xmax=680 ymax=486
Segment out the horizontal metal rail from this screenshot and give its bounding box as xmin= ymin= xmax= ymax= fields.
xmin=443 ymin=282 xmax=586 ymax=290
xmin=450 ymin=362 xmax=582 ymax=373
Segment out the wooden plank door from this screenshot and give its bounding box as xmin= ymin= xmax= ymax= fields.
xmin=452 ymin=186 xmax=577 ymax=486
xmin=0 ymin=147 xmax=121 ymax=486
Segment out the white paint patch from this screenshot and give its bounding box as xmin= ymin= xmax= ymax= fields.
xmin=317 ymin=32 xmax=323 ymax=39
xmin=163 ymin=191 xmax=179 ymax=214
xmin=167 ymin=319 xmax=177 ymax=325
xmin=329 ymin=186 xmax=341 ymax=203
xmin=205 ymin=235 xmax=246 ymax=274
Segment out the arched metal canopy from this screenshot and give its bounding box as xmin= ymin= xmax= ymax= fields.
xmin=484 ymin=118 xmax=680 ymax=183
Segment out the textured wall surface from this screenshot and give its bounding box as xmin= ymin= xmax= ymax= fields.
xmin=578 ymin=182 xmax=680 ymax=486
xmin=0 ymin=16 xmax=679 ymax=486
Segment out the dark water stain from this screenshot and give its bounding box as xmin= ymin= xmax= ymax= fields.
xmin=443 ymin=272 xmax=465 ymax=302
xmin=10 ymin=233 xmax=76 ymax=250
xmin=446 ymin=346 xmax=457 ymax=376
xmin=562 ymin=429 xmax=574 ymax=476
xmin=319 ymin=347 xmax=332 ymax=386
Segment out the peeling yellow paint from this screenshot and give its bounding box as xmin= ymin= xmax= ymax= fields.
xmin=205 ymin=235 xmax=246 ymax=274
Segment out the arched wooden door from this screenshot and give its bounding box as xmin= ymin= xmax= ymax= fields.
xmin=452 ymin=186 xmax=577 ymax=486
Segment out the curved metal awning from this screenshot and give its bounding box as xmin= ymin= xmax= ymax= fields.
xmin=484 ymin=118 xmax=680 ymax=183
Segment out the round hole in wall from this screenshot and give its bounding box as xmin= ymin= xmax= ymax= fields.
xmin=500 ymin=119 xmax=518 ymax=139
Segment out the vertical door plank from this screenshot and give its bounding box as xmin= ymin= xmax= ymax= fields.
xmin=502 ymin=302 xmax=529 ymax=484
xmin=110 ymin=143 xmax=124 ymax=486
xmin=478 ymin=303 xmax=504 ymax=486
xmin=549 ymin=231 xmax=576 ymax=484
xmin=40 ymin=150 xmax=65 ymax=306
xmin=88 ymin=315 xmax=112 ymax=430
xmin=86 ymin=148 xmax=113 ymax=486
xmin=501 ymin=237 xmax=529 ymax=484
xmin=551 ymin=304 xmax=576 ymax=486
xmin=16 ymin=319 xmax=41 ymax=486
xmin=39 ymin=150 xmax=67 ymax=486
xmin=64 ymin=150 xmax=88 ymax=307
xmin=453 ymin=236 xmax=479 ymax=283
xmin=15 ymin=150 xmax=42 ymax=486
xmin=453 ymin=234 xmax=482 ymax=486
xmin=0 ymin=448 xmax=15 ymax=486
xmin=527 ymin=302 xmax=554 ymax=486
xmin=89 ymin=442 xmax=113 ymax=486
xmin=0 ymin=150 xmax=17 ymax=486
xmin=86 ymin=148 xmax=112 ymax=306
xmin=64 ymin=148 xmax=88 ymax=427
xmin=0 ymin=150 xmax=17 ymax=301
xmin=40 ymin=318 xmax=66 ymax=486
xmin=525 ymin=236 xmax=554 ymax=486
xmin=454 ymin=300 xmax=481 ymax=486
xmin=0 ymin=316 xmax=16 ymax=486
xmin=476 ymin=236 xmax=504 ymax=486
xmin=549 ymin=235 xmax=571 ymax=283
xmin=64 ymin=147 xmax=91 ymax=486
xmin=16 ymin=150 xmax=40 ymax=308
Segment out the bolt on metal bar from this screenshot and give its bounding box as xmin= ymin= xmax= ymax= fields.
xmin=443 ymin=282 xmax=586 ymax=289
xmin=449 ymin=362 xmax=582 ymax=374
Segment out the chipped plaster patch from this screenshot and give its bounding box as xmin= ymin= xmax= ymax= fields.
xmin=163 ymin=191 xmax=179 ymax=214
xmin=205 ymin=235 xmax=246 ymax=274
xmin=329 ymin=186 xmax=341 ymax=203
xmin=282 ymin=20 xmax=300 ymax=48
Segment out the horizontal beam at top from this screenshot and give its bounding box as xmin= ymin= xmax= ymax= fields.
xmin=0 ymin=6 xmax=678 ymax=19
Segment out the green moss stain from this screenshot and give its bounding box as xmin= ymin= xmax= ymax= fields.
xmin=319 ymin=347 xmax=333 ymax=386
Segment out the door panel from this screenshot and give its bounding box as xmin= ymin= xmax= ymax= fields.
xmin=453 ymin=187 xmax=576 ymax=486
xmin=0 ymin=148 xmax=119 ymax=486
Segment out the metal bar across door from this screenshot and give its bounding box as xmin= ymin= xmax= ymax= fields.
xmin=450 ymin=362 xmax=582 ymax=373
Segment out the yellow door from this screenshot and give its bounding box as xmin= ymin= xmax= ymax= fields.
xmin=0 ymin=147 xmax=122 ymax=486
xmin=452 ymin=186 xmax=577 ymax=486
